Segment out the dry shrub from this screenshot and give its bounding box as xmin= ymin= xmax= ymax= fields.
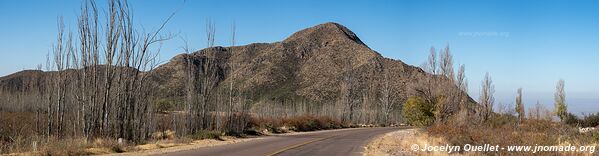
xmin=0 ymin=111 xmax=43 ymax=154
xmin=90 ymin=138 xmax=130 ymax=153
xmin=151 ymin=130 xmax=176 ymax=140
xmin=283 ymin=115 xmax=343 ymax=131
xmin=190 ymin=130 xmax=223 ymax=140
xmin=221 ymin=112 xmax=253 ymax=136
xmin=247 ymin=115 xmax=344 ymax=134
xmin=38 ymin=137 xmax=131 ymax=155
xmin=427 ymin=114 xmax=592 ymax=155
xmin=41 ymin=137 xmax=89 ymax=155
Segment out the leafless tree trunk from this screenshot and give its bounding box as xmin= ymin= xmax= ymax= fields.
xmin=43 ymin=0 xmax=172 ymax=142
xmin=426 ymin=47 xmax=437 ymax=74
xmin=339 ymin=61 xmax=357 ymax=123
xmin=479 ymin=72 xmax=495 ymax=122
xmin=439 ymin=45 xmax=454 ymax=81
xmin=516 ymin=88 xmax=524 ymax=123
xmin=379 ymin=68 xmax=394 ymax=125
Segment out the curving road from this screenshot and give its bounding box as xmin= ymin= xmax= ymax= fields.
xmin=157 ymin=127 xmax=402 ymax=156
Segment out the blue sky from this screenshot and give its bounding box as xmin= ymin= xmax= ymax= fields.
xmin=1 ymin=0 xmax=598 ymax=114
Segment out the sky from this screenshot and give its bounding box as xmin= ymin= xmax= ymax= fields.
xmin=1 ymin=0 xmax=598 ymax=114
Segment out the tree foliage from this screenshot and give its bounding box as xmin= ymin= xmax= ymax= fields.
xmin=402 ymin=96 xmax=434 ymax=126
xmin=554 ymin=79 xmax=567 ymax=121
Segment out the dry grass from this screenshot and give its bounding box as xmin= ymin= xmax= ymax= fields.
xmin=107 ymin=136 xmax=259 ymax=156
xmin=1 ymin=112 xmax=347 ymax=155
xmin=3 ymin=137 xmax=130 ymax=156
xmin=364 ymin=129 xmax=452 ymax=156
xmin=365 ymin=113 xmax=599 ymax=156
xmin=426 ymin=117 xmax=598 ymax=155
xmin=0 ymin=111 xmax=41 ymax=154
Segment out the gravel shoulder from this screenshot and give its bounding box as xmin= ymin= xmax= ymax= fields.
xmin=363 ymin=128 xmax=449 ymax=156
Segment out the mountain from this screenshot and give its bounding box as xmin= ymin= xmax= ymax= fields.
xmin=0 ymin=22 xmax=467 ymax=114
xmin=152 ymin=22 xmax=429 ymax=104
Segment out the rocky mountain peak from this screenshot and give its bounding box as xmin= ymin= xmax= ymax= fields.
xmin=283 ymin=22 xmax=367 ymax=48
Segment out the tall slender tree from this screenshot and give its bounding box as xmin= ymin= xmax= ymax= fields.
xmin=479 ymin=72 xmax=495 ymax=121
xmin=554 ymin=79 xmax=567 ymax=121
xmin=515 ymin=88 xmax=524 ymax=123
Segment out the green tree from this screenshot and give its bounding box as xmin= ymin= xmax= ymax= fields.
xmin=554 ymin=79 xmax=567 ymax=121
xmin=402 ymin=96 xmax=435 ymax=126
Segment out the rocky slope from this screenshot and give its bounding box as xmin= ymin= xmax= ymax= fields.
xmin=0 ymin=22 xmax=453 ymax=111
xmin=151 ymin=22 xmax=428 ymax=104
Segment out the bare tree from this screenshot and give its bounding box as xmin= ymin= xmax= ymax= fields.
xmin=45 ymin=0 xmax=173 ymax=142
xmin=529 ymin=101 xmax=540 ymax=120
xmin=339 ymin=61 xmax=358 ymax=123
xmin=426 ymin=47 xmax=437 ymax=74
xmin=182 ymin=19 xmax=222 ymax=132
xmin=456 ymin=64 xmax=467 ymax=92
xmin=515 ymin=88 xmax=524 ymax=123
xmin=199 ymin=20 xmax=220 ymax=130
xmin=379 ymin=68 xmax=393 ymax=124
xmin=411 ymin=48 xmax=440 ymax=108
xmin=439 ymin=45 xmax=454 ymax=82
xmin=226 ymin=22 xmax=238 ymax=133
xmin=412 ymin=45 xmax=474 ymax=124
xmin=180 ymin=37 xmax=194 ymax=136
xmin=479 ymin=72 xmax=495 ymax=121
xmin=529 ymin=101 xmax=553 ymax=121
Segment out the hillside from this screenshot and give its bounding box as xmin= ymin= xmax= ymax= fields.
xmin=152 ymin=22 xmax=428 ymax=105
xmin=0 ymin=22 xmax=466 ymax=118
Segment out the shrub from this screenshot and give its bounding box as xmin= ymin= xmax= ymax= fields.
xmin=592 ymin=132 xmax=599 ymax=143
xmin=402 ymin=96 xmax=434 ymax=127
xmin=154 ymin=99 xmax=174 ymax=113
xmin=486 ymin=113 xmax=517 ymax=128
xmin=190 ymin=130 xmax=222 ymax=140
xmin=247 ymin=115 xmax=343 ymax=133
xmin=284 ymin=115 xmax=343 ymax=131
xmin=580 ymin=113 xmax=599 ymax=127
xmin=563 ymin=112 xmax=581 ymax=126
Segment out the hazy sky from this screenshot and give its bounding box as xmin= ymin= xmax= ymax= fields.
xmin=1 ymin=0 xmax=598 ymax=114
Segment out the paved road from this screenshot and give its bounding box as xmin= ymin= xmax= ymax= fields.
xmin=157 ymin=127 xmax=402 ymax=156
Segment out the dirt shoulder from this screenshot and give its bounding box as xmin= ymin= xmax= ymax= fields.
xmin=102 ymin=136 xmax=261 ymax=156
xmin=363 ymin=128 xmax=449 ymax=156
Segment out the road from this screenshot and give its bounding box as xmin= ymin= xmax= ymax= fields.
xmin=157 ymin=127 xmax=402 ymax=156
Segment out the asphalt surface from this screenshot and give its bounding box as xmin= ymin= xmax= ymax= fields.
xmin=157 ymin=127 xmax=401 ymax=156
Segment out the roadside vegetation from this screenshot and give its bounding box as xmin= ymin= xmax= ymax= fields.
xmin=399 ymin=46 xmax=599 ymax=155
xmin=0 ymin=112 xmax=351 ymax=155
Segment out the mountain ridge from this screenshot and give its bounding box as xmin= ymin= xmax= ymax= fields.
xmin=0 ymin=22 xmax=461 ymax=118
xmin=150 ymin=22 xmax=426 ymax=105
